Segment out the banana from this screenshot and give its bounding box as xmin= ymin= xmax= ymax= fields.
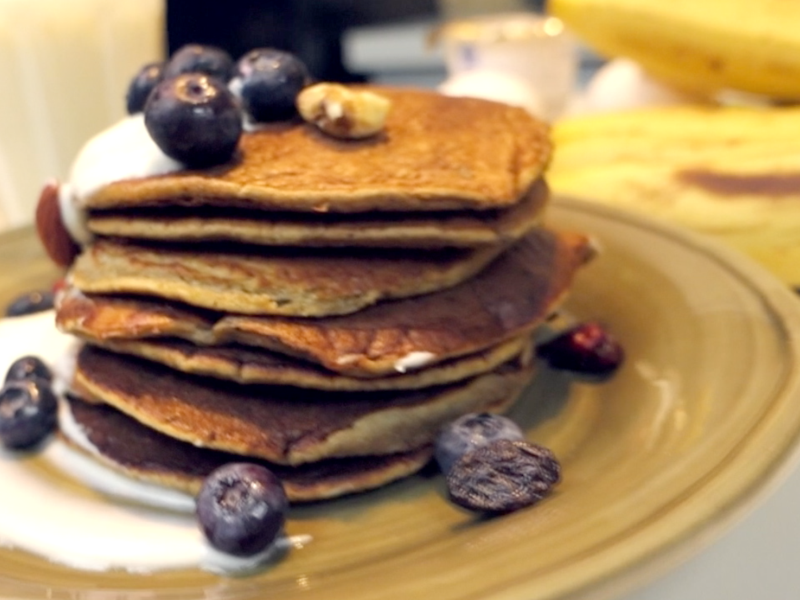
xmin=549 ymin=106 xmax=800 ymax=285
xmin=549 ymin=0 xmax=800 ymax=100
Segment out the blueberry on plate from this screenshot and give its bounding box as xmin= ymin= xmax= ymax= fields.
xmin=234 ymin=48 xmax=310 ymax=122
xmin=196 ymin=462 xmax=288 ymax=556
xmin=538 ymin=321 xmax=624 ymax=375
xmin=126 ymin=61 xmax=165 ymax=114
xmin=0 ymin=379 xmax=58 ymax=450
xmin=163 ymin=44 xmax=235 ymax=83
xmin=5 ymin=355 xmax=52 ymax=385
xmin=144 ymin=73 xmax=242 ymax=168
xmin=435 ymin=412 xmax=525 ymax=475
xmin=447 ymin=439 xmax=561 ymax=513
xmin=5 ymin=290 xmax=55 ymax=317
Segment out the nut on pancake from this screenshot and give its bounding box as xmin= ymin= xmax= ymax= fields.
xmin=85 ymin=179 xmax=549 ymax=249
xmin=72 ymin=345 xmax=534 ymax=465
xmin=58 ymin=228 xmax=593 ymax=376
xmin=90 ymin=335 xmax=532 ymax=391
xmin=83 ymin=87 xmax=551 ymax=213
xmin=68 ymin=238 xmax=503 ymax=317
xmin=61 ymin=396 xmax=434 ymax=502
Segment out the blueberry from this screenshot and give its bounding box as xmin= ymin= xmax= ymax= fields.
xmin=233 ymin=48 xmax=310 ymax=122
xmin=163 ymin=44 xmax=234 ymax=83
xmin=144 ymin=73 xmax=242 ymax=168
xmin=0 ymin=379 xmax=58 ymax=450
xmin=435 ymin=412 xmax=525 ymax=475
xmin=538 ymin=322 xmax=624 ymax=375
xmin=126 ymin=61 xmax=165 ymax=114
xmin=5 ymin=356 xmax=52 ymax=385
xmin=196 ymin=462 xmax=288 ymax=556
xmin=5 ymin=290 xmax=55 ymax=317
xmin=447 ymin=439 xmax=561 ymax=513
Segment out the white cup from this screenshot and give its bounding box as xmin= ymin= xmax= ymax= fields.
xmin=438 ymin=13 xmax=578 ymax=121
xmin=0 ymin=0 xmax=164 ymax=229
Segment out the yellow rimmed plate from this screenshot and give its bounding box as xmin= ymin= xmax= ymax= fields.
xmin=1 ymin=195 xmax=800 ymax=600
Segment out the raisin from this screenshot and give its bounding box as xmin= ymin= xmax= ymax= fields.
xmin=447 ymin=439 xmax=560 ymax=513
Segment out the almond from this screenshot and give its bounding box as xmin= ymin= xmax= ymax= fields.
xmin=35 ymin=181 xmax=79 ymax=268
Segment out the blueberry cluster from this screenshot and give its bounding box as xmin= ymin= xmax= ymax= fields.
xmin=126 ymin=44 xmax=311 ymax=168
xmin=435 ymin=413 xmax=561 ymax=514
xmin=0 ymin=356 xmax=58 ymax=450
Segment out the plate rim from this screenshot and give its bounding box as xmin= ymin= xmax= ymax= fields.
xmin=516 ymin=195 xmax=800 ymax=600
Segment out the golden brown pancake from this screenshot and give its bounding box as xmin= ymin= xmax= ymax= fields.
xmin=83 ymin=87 xmax=551 ymax=213
xmin=68 ymin=237 xmax=503 ymax=317
xmin=61 ymin=396 xmax=434 ymax=502
xmin=72 ymin=345 xmax=534 ymax=465
xmin=85 ymin=179 xmax=549 ymax=249
xmin=58 ymin=228 xmax=593 ymax=376
xmin=90 ymin=335 xmax=532 ymax=391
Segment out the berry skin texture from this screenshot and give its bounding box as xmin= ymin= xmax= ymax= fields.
xmin=435 ymin=412 xmax=525 ymax=475
xmin=5 ymin=356 xmax=52 ymax=385
xmin=196 ymin=463 xmax=289 ymax=557
xmin=144 ymin=73 xmax=242 ymax=168
xmin=447 ymin=439 xmax=561 ymax=514
xmin=538 ymin=322 xmax=624 ymax=375
xmin=234 ymin=48 xmax=310 ymax=122
xmin=126 ymin=61 xmax=165 ymax=114
xmin=163 ymin=44 xmax=234 ymax=83
xmin=5 ymin=290 xmax=55 ymax=317
xmin=0 ymin=379 xmax=58 ymax=450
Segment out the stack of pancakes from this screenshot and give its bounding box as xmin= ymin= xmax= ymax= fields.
xmin=54 ymin=87 xmax=593 ymax=502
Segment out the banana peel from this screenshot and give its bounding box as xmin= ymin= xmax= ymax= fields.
xmin=549 ymin=105 xmax=800 ymax=285
xmin=549 ymin=0 xmax=800 ymax=100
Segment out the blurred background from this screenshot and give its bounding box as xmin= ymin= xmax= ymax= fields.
xmin=0 ymin=0 xmax=577 ymax=232
xmin=167 ymin=0 xmax=556 ymax=86
xmin=4 ymin=0 xmax=798 ymax=288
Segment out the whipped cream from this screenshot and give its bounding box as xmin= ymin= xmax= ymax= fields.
xmin=67 ymin=114 xmax=183 ymax=205
xmin=393 ymin=351 xmax=436 ymax=374
xmin=0 ymin=312 xmax=309 ymax=573
xmin=56 ymin=114 xmax=184 ymax=246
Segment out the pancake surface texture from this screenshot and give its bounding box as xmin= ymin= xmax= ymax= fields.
xmin=82 ymin=87 xmax=551 ymax=213
xmin=87 ymin=335 xmax=532 ymax=391
xmin=85 ymin=179 xmax=549 ymax=249
xmin=61 ymin=396 xmax=434 ymax=502
xmin=68 ymin=238 xmax=502 ymax=316
xmin=58 ymin=228 xmax=593 ymax=376
xmin=73 ymin=345 xmax=534 ymax=465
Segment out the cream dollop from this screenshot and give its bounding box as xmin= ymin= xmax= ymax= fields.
xmin=0 ymin=312 xmax=309 ymax=573
xmin=56 ymin=114 xmax=184 ymax=246
xmin=67 ymin=114 xmax=183 ymax=204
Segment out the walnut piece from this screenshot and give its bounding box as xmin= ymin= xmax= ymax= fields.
xmin=296 ymin=83 xmax=391 ymax=139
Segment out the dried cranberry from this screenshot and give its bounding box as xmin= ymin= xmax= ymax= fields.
xmin=538 ymin=321 xmax=624 ymax=375
xmin=447 ymin=439 xmax=560 ymax=513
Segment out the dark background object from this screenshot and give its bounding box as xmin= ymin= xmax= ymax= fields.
xmin=167 ymin=0 xmax=438 ymax=81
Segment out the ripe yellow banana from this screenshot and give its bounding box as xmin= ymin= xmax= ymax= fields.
xmin=549 ymin=106 xmax=800 ymax=285
xmin=549 ymin=0 xmax=800 ymax=100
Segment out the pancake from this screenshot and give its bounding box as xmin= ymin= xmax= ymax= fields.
xmin=90 ymin=335 xmax=532 ymax=391
xmin=58 ymin=228 xmax=594 ymax=376
xmin=68 ymin=237 xmax=503 ymax=317
xmin=72 ymin=345 xmax=534 ymax=465
xmin=82 ymin=87 xmax=551 ymax=213
xmin=85 ymin=179 xmax=549 ymax=249
xmin=61 ymin=396 xmax=434 ymax=502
